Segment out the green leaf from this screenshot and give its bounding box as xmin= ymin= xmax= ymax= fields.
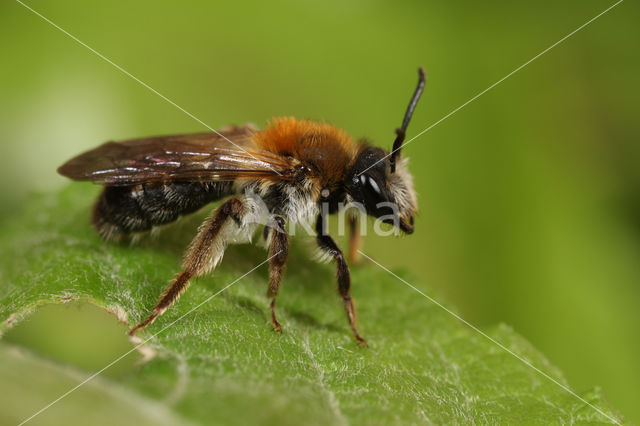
xmin=0 ymin=344 xmax=189 ymax=426
xmin=0 ymin=185 xmax=625 ymax=425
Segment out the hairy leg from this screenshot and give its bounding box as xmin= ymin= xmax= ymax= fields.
xmin=264 ymin=216 xmax=289 ymax=332
xmin=129 ymin=197 xmax=244 ymax=335
xmin=316 ymin=214 xmax=367 ymax=346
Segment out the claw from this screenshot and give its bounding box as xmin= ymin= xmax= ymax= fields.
xmin=128 ymin=311 xmax=158 ymax=336
xmin=270 ymin=299 xmax=282 ymax=333
xmin=354 ymin=334 xmax=368 ymax=347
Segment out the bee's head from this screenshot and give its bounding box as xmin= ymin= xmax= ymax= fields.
xmin=344 ymin=67 xmax=425 ymax=234
xmin=346 ymin=146 xmax=417 ymax=234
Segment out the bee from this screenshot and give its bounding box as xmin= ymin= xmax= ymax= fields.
xmin=58 ymin=68 xmax=425 ymax=346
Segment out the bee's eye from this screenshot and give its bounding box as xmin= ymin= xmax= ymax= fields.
xmin=359 ymin=174 xmax=384 ymax=210
xmin=361 ymin=175 xmax=382 ymax=197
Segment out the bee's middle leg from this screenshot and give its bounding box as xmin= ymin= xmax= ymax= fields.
xmin=264 ymin=215 xmax=289 ymax=332
xmin=129 ymin=197 xmax=245 ymax=335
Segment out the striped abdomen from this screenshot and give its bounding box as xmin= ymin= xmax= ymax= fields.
xmin=92 ymin=182 xmax=233 ymax=239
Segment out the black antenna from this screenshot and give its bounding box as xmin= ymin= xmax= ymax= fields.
xmin=390 ymin=67 xmax=426 ymax=173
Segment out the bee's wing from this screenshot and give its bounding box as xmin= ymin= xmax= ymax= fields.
xmin=58 ymin=125 xmax=295 ymax=185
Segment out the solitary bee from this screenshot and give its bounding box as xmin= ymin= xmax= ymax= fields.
xmin=58 ymin=69 xmax=425 ymax=346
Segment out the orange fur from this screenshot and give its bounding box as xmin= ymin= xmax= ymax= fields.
xmin=254 ymin=117 xmax=360 ymax=187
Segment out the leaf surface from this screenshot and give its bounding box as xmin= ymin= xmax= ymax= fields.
xmin=0 ymin=185 xmax=624 ymax=425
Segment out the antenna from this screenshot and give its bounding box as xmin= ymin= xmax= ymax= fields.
xmin=390 ymin=67 xmax=426 ymax=173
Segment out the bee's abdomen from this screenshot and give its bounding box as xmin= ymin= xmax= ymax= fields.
xmin=92 ymin=182 xmax=233 ymax=239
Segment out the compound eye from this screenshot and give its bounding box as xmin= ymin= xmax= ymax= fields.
xmin=359 ymin=175 xmax=382 ymax=196
xmin=359 ymin=174 xmax=384 ymax=210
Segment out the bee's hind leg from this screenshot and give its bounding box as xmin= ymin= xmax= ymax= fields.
xmin=264 ymin=215 xmax=289 ymax=332
xmin=129 ymin=197 xmax=245 ymax=335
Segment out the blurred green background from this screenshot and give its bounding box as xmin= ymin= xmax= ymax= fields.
xmin=1 ymin=0 xmax=639 ymax=422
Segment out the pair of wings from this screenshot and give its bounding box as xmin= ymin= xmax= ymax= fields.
xmin=58 ymin=125 xmax=296 ymax=186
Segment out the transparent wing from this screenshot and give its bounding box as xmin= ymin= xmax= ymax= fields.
xmin=58 ymin=125 xmax=295 ymax=185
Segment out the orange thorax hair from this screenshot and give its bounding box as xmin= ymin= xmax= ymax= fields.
xmin=254 ymin=117 xmax=360 ymax=187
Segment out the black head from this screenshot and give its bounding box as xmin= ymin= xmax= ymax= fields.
xmin=346 ymin=146 xmax=416 ymax=234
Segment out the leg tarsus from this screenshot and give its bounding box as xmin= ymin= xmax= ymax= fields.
xmin=128 ymin=311 xmax=158 ymax=336
xmin=129 ymin=271 xmax=192 ymax=334
xmin=270 ymin=298 xmax=282 ymax=333
xmin=343 ymin=296 xmax=367 ymax=346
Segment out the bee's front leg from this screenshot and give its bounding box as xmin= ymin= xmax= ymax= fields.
xmin=316 ymin=214 xmax=367 ymax=346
